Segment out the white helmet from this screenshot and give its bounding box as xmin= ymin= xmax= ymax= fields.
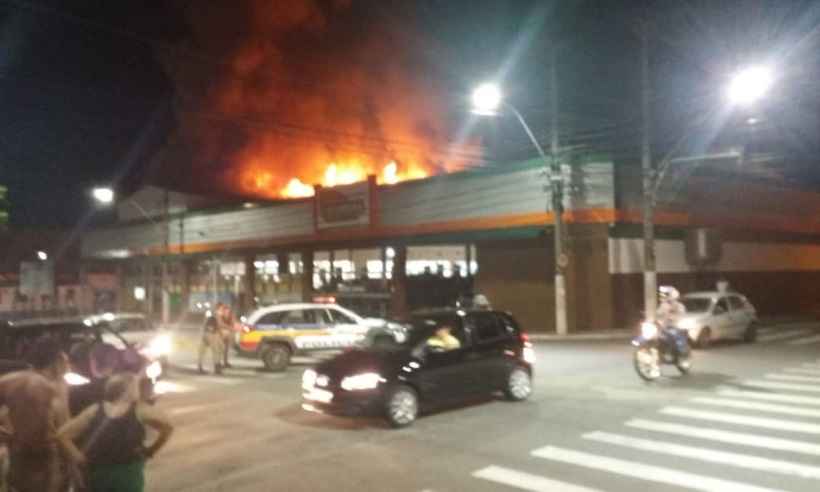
xmin=659 ymin=286 xmax=680 ymax=301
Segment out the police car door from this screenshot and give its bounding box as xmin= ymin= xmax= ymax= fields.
xmin=323 ymin=307 xmax=363 ymax=349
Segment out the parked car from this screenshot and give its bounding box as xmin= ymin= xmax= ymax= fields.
xmin=85 ymin=312 xmax=172 ymax=369
xmin=301 ymin=308 xmax=535 ymax=427
xmin=237 ymin=303 xmax=393 ymax=371
xmin=676 ymin=291 xmax=758 ymax=348
xmin=0 ymin=316 xmax=161 ymax=415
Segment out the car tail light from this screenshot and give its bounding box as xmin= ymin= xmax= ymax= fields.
xmin=520 ymin=332 xmax=530 ymax=343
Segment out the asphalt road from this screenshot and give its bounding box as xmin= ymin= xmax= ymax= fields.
xmin=149 ymin=321 xmax=820 ymax=492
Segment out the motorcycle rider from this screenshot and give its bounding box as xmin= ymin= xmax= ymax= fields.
xmin=656 ymin=286 xmax=686 ymax=328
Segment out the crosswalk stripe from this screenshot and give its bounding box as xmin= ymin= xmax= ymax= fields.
xmin=788 ymin=334 xmax=820 ymax=345
xmin=758 ymin=329 xmax=813 ymax=343
xmin=717 ymin=388 xmax=820 ymax=406
xmin=531 ymin=445 xmax=786 ymax=492
xmin=692 ymin=397 xmax=820 ymax=418
xmin=744 ymin=380 xmax=820 ymax=393
xmin=766 ymin=373 xmax=820 ymax=383
xmin=626 ymin=419 xmax=820 ymax=456
xmin=783 ymin=367 xmax=820 ymax=376
xmin=661 ymin=406 xmax=820 ymax=434
xmin=472 ymin=466 xmax=602 ymax=492
xmin=584 ymin=431 xmax=820 ymax=479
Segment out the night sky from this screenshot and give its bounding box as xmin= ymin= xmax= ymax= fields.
xmin=2 ymin=0 xmax=819 ymax=226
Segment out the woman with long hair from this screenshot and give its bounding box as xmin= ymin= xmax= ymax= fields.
xmin=57 ymin=373 xmax=173 ymax=491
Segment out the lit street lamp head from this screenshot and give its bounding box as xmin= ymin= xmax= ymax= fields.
xmin=36 ymin=250 xmax=48 ymax=261
xmin=471 ymin=83 xmax=502 ymax=116
xmin=92 ymin=187 xmax=115 ymax=205
xmin=728 ymin=66 xmax=773 ymax=106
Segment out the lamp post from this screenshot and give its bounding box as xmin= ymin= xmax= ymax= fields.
xmin=641 ymin=64 xmax=772 ymax=321
xmin=92 ymin=187 xmax=171 ymax=324
xmin=472 ymin=83 xmax=568 ymax=335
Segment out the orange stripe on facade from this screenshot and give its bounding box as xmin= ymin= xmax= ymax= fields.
xmin=138 ymin=207 xmax=820 ymax=256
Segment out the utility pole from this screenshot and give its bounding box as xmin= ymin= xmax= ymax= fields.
xmin=551 ymin=47 xmax=568 ymax=336
xmin=641 ymin=16 xmax=657 ymax=323
xmin=161 ymin=190 xmax=170 ymax=325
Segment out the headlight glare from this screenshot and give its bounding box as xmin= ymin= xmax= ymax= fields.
xmin=302 ymin=369 xmax=317 ymax=390
xmin=145 ymin=360 xmax=163 ymax=380
xmin=341 ymin=372 xmax=383 ymax=391
xmin=64 ymin=372 xmax=91 ymax=386
xmin=641 ymin=322 xmax=658 ymax=339
xmin=678 ymin=318 xmax=698 ymax=331
xmin=143 ymin=334 xmax=172 ymax=358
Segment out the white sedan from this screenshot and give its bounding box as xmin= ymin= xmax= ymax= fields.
xmin=676 ymin=292 xmax=758 ymax=348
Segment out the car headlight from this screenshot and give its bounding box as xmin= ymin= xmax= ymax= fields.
xmin=641 ymin=322 xmax=658 ymax=339
xmin=143 ymin=334 xmax=172 ymax=358
xmin=677 ymin=318 xmax=698 ymax=331
xmin=145 ymin=360 xmax=163 ymax=380
xmin=523 ymin=345 xmax=536 ymax=364
xmin=340 ymin=372 xmax=384 ymax=391
xmin=302 ymin=369 xmax=317 ymax=390
xmin=64 ymin=372 xmax=91 ymax=386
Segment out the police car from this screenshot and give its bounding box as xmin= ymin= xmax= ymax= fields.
xmin=236 ymin=303 xmax=391 ymax=371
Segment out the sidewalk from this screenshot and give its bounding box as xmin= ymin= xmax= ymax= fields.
xmin=527 ymin=316 xmax=819 ymax=342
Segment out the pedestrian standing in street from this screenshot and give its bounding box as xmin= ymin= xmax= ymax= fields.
xmin=197 ymin=304 xmax=225 ymax=374
xmin=0 ymin=336 xmax=76 ymax=492
xmin=219 ymin=305 xmax=236 ymax=369
xmin=57 ymin=373 xmax=174 ymax=492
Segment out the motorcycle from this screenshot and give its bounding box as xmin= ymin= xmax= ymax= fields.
xmin=632 ymin=320 xmax=692 ymax=381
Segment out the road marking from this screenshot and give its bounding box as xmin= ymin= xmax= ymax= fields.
xmin=531 ymin=445 xmax=785 ymax=492
xmin=626 ymin=419 xmax=820 ymax=456
xmin=758 ymin=329 xmax=813 ymax=343
xmin=692 ymin=396 xmax=820 ymax=418
xmin=660 ymin=406 xmax=820 ymax=434
xmin=783 ymin=367 xmax=820 ymax=376
xmin=717 ymin=388 xmax=820 ymax=406
xmin=766 ymin=373 xmax=820 ymax=383
xmin=472 ymin=465 xmax=602 ymax=492
xmin=200 ymin=376 xmax=244 ymax=385
xmin=584 ymin=431 xmax=820 ymax=479
xmin=743 ymin=380 xmax=820 ymax=393
xmin=788 ymin=334 xmax=820 ymax=345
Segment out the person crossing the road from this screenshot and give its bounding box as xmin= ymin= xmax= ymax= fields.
xmin=219 ymin=305 xmax=237 ymax=369
xmin=197 ymin=304 xmax=226 ymax=375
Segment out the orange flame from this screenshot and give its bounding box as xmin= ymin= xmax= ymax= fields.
xmin=276 ymin=159 xmax=430 ymax=198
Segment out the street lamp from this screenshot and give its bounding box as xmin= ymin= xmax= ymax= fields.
xmin=36 ymin=250 xmax=48 ymax=261
xmin=92 ymin=187 xmax=115 ymax=205
xmin=727 ymin=66 xmax=773 ymax=106
xmin=471 ymin=83 xmax=568 ymax=336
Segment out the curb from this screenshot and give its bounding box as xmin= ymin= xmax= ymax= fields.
xmin=529 ymin=330 xmax=633 ymax=342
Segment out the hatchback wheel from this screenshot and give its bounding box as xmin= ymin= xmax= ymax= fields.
xmin=696 ymin=327 xmax=712 ymax=349
xmin=385 ymin=384 xmax=419 ymax=428
xmin=744 ymin=322 xmax=758 ymax=343
xmin=504 ymin=366 xmax=532 ymax=401
xmin=260 ymin=344 xmax=290 ymax=372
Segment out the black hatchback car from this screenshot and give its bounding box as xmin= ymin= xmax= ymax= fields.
xmin=301 ymin=309 xmax=535 ymax=427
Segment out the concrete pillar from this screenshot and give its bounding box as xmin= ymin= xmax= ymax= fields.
xmin=180 ymin=259 xmax=191 ymax=317
xmin=301 ymin=250 xmax=314 ymax=302
xmin=390 ymin=245 xmax=408 ymax=319
xmin=563 ymin=224 xmax=613 ymax=332
xmin=242 ymin=254 xmax=256 ymax=314
xmin=277 ymin=253 xmax=288 ymax=275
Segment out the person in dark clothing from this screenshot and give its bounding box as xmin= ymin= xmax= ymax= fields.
xmin=57 ymin=373 xmax=174 ymax=492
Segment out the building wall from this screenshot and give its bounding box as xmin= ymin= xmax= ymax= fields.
xmin=474 ymin=237 xmax=555 ymax=333
xmin=609 ymin=235 xmax=820 ymax=327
